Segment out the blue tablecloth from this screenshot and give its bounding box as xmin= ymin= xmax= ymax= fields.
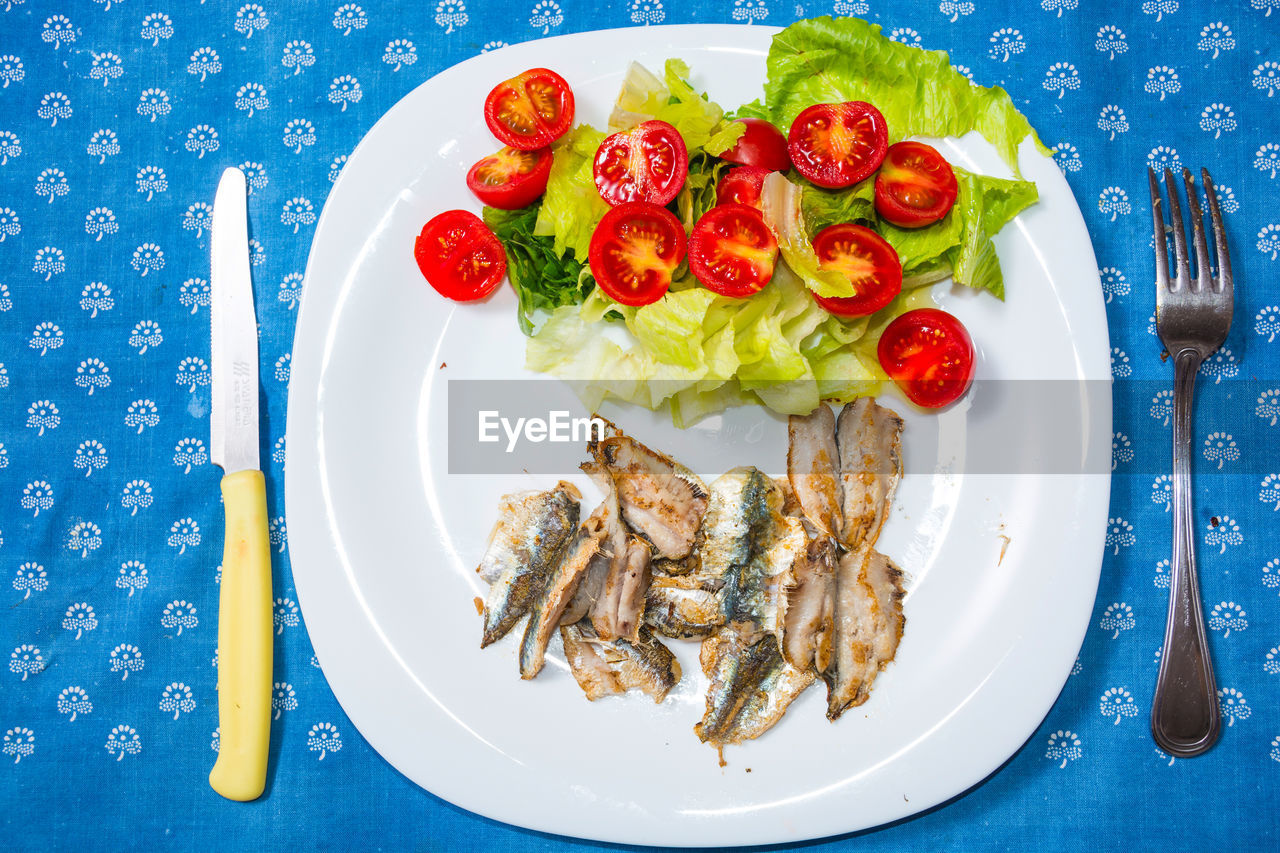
xmin=1 ymin=1 xmax=1276 ymax=849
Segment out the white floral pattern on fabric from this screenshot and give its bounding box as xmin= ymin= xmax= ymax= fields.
xmin=0 ymin=2 xmax=1275 ymax=845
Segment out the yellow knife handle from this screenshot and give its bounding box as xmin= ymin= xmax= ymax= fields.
xmin=209 ymin=469 xmax=273 ymax=802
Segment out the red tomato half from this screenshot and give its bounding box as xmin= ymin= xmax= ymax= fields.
xmin=587 ymin=202 xmax=686 ymax=307
xmin=593 ymin=120 xmax=689 ymax=207
xmin=483 ymin=68 xmax=575 ymax=150
xmin=811 ymin=223 xmax=902 ymax=317
xmin=688 ymin=204 xmax=778 ymax=298
xmin=787 ymin=102 xmax=888 ymax=189
xmin=715 ymin=166 xmax=771 ymax=208
xmin=414 ymin=210 xmax=507 ymax=302
xmin=465 ymin=146 xmax=553 ymax=210
xmin=874 ymin=141 xmax=959 ymax=228
xmin=876 ymin=308 xmax=976 ymax=408
xmin=720 ymin=118 xmax=791 ymax=172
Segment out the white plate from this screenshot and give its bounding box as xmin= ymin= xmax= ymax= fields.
xmin=286 ymin=25 xmax=1110 ymax=847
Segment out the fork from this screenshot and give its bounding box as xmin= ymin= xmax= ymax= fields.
xmin=1148 ymin=166 xmax=1233 ymax=758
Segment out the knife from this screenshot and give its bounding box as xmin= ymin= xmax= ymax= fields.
xmin=208 ymin=166 xmax=273 ymax=802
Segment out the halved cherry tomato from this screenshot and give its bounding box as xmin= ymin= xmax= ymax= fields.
xmin=465 ymin=146 xmax=553 ymax=210
xmin=587 ymin=202 xmax=686 ymax=307
xmin=874 ymin=141 xmax=959 ymax=228
xmin=414 ymin=210 xmax=507 ymax=301
xmin=787 ymin=102 xmax=888 ymax=189
xmin=811 ymin=223 xmax=902 ymax=317
xmin=715 ymin=166 xmax=771 ymax=208
xmin=876 ymin=308 xmax=976 ymax=408
xmin=593 ymin=120 xmax=689 ymax=207
xmin=688 ymin=203 xmax=778 ymax=298
xmin=483 ymin=68 xmax=575 ymax=151
xmin=720 ymin=118 xmax=791 ymax=172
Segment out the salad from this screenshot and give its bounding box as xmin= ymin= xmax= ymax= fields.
xmin=413 ymin=16 xmax=1047 ymax=425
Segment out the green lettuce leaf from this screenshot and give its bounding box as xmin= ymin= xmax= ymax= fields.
xmin=801 ymin=175 xmax=877 ymax=235
xmin=704 ymin=120 xmax=747 ymax=157
xmin=608 ymin=59 xmax=733 ymax=156
xmin=533 ymin=125 xmax=609 ymax=260
xmin=797 ymin=165 xmax=1038 ymax=299
xmin=675 ymin=153 xmax=730 ymax=233
xmin=755 ymin=16 xmax=1049 ymax=174
xmin=483 ymin=204 xmax=589 ymax=335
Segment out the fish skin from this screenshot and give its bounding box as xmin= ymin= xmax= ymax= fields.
xmin=519 ymin=521 xmax=604 ymax=679
xmin=479 ymin=482 xmax=581 ymax=648
xmin=594 ymin=434 xmax=709 ymax=560
xmin=835 ymin=400 xmax=903 ymax=550
xmin=780 ymin=534 xmax=837 ymax=672
xmin=787 ymin=405 xmax=844 ymax=544
xmin=703 ymin=467 xmax=778 ymax=625
xmin=695 ymin=630 xmax=815 ymax=747
xmin=561 ymin=622 xmax=682 ymax=703
xmin=824 ymin=543 xmax=906 ymax=720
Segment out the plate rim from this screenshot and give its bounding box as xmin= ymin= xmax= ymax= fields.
xmin=286 ymin=23 xmax=1110 ymax=846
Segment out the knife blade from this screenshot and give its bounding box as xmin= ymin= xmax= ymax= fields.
xmin=207 ymin=166 xmax=273 ymax=802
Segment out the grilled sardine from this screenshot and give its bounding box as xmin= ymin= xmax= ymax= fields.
xmin=561 ymin=622 xmax=682 ymax=703
xmin=836 ymin=400 xmax=903 ymax=550
xmin=479 ymin=482 xmax=581 ymax=647
xmin=562 ymin=462 xmax=624 ymax=627
xmin=787 ymin=405 xmax=844 ymax=543
xmin=780 ymin=534 xmax=837 ymax=672
xmin=519 ymin=519 xmax=605 ymax=679
xmin=824 ymin=543 xmax=906 ymax=719
xmin=593 ymin=432 xmax=709 ymax=560
xmin=645 ymin=467 xmax=777 ymax=639
xmin=695 ymin=630 xmax=815 ymax=747
xmin=593 ymin=535 xmax=652 ymax=642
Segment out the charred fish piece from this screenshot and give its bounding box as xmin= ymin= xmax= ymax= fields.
xmin=561 ymin=622 xmax=682 ymax=703
xmin=780 ymin=534 xmax=837 ymax=672
xmin=695 ymin=630 xmax=815 ymax=747
xmin=787 ymin=405 xmax=844 ymax=544
xmin=519 ymin=519 xmax=606 ymax=679
xmin=824 ymin=543 xmax=906 ymax=720
xmin=592 ymin=432 xmax=709 ymax=560
xmin=836 ymin=399 xmax=903 ymax=550
xmin=479 ymin=482 xmax=581 ymax=647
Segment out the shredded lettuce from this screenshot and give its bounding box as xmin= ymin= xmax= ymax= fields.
xmin=608 ymin=59 xmax=733 ymax=156
xmin=533 ymin=125 xmax=609 ymax=260
xmin=526 ymin=261 xmax=882 ymax=424
xmin=745 ymin=16 xmax=1049 ymax=174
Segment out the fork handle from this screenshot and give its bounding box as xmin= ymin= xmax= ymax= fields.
xmin=1151 ymin=348 xmax=1220 ymax=757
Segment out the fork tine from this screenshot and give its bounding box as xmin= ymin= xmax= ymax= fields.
xmin=1202 ymin=169 xmax=1232 ymax=296
xmin=1182 ymin=168 xmax=1211 ymax=293
xmin=1148 ymin=168 xmax=1171 ymax=292
xmin=1163 ymin=168 xmax=1191 ymax=293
